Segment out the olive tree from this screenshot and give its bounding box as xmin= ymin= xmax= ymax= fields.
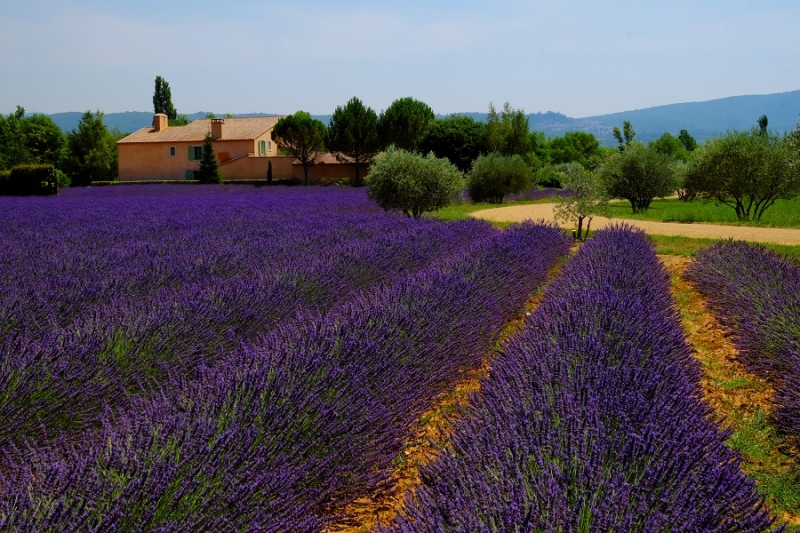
xmin=553 ymin=163 xmax=610 ymax=240
xmin=467 ymin=153 xmax=534 ymax=203
xmin=599 ymin=142 xmax=678 ymax=213
xmin=365 ymin=147 xmax=464 ymax=218
xmin=684 ymin=128 xmax=800 ymax=221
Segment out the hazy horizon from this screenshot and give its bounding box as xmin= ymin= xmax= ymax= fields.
xmin=3 ymin=1 xmax=799 ymax=118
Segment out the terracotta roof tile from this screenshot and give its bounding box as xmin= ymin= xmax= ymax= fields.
xmin=117 ymin=116 xmax=284 ymax=144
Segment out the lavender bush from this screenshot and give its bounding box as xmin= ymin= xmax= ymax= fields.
xmin=0 ymin=185 xmax=571 ymax=531
xmin=685 ymin=241 xmax=800 ymax=444
xmin=388 ymin=225 xmax=778 ymax=532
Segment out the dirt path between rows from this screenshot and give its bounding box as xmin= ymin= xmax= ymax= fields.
xmin=324 ymin=261 xmax=566 ymax=532
xmin=472 ymin=204 xmax=800 ymax=245
xmin=662 ymin=255 xmax=800 ymax=527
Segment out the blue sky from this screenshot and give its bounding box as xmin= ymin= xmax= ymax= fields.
xmin=2 ymin=0 xmax=799 ymax=117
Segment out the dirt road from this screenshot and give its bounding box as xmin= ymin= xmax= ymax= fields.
xmin=471 ymin=203 xmax=800 ymax=245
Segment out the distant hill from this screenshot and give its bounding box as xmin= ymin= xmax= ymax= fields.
xmin=40 ymin=90 xmax=800 ymax=147
xmin=450 ymin=91 xmax=800 ymax=146
xmin=582 ymin=90 xmax=800 ymax=145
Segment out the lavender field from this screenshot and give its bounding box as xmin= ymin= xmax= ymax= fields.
xmin=0 ymin=185 xmax=571 ymax=531
xmin=1 ymin=186 xmax=790 ymax=532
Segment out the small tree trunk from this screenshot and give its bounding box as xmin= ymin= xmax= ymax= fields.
xmin=303 ymin=163 xmax=310 ymax=186
xmin=576 ymin=216 xmax=584 ymax=241
xmin=354 ymin=160 xmax=362 ymax=187
xmin=584 ymin=217 xmax=593 ymax=241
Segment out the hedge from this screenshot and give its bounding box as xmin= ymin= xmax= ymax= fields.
xmin=0 ymin=164 xmax=59 ymax=196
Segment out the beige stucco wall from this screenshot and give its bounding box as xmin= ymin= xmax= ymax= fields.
xmin=253 ymin=132 xmax=279 ymax=157
xmin=118 ymin=136 xmax=281 ymax=181
xmin=214 ymin=140 xmax=255 ymax=164
xmin=118 ymin=142 xmax=197 ymax=181
xmin=221 ymin=156 xmax=294 ymax=180
xmin=292 ymin=162 xmax=370 ymax=184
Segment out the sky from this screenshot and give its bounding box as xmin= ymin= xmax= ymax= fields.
xmin=2 ymin=0 xmax=799 ymax=118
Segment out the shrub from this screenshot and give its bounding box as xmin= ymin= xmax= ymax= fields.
xmin=56 ymin=170 xmax=71 ymax=188
xmin=319 ymin=177 xmax=351 ymax=187
xmin=366 ymin=147 xmax=464 ymax=218
xmin=598 ymin=142 xmax=678 ymax=213
xmin=467 ymin=153 xmax=534 ymax=203
xmin=537 ymin=168 xmax=563 ymax=189
xmin=0 ymin=164 xmax=58 ymax=196
xmin=0 ymin=170 xmax=9 ymax=193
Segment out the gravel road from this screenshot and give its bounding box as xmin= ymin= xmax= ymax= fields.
xmin=470 ymin=203 xmax=800 ymax=245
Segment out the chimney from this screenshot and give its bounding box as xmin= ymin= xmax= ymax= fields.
xmin=211 ymin=118 xmax=225 ymax=140
xmin=153 ymin=113 xmax=168 ymax=132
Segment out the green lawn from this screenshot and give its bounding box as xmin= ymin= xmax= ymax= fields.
xmin=609 ymin=197 xmax=800 ymax=228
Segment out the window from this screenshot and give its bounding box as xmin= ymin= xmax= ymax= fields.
xmin=169 ymin=146 xmax=176 ymax=157
xmin=188 ymin=145 xmax=204 ymax=160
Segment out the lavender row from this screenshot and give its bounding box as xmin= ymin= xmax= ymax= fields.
xmin=0 ymin=187 xmax=497 ymax=449
xmin=685 ymin=241 xmax=800 ymax=443
xmin=389 ymin=225 xmax=777 ymax=532
xmin=0 ymin=221 xmax=571 ymax=531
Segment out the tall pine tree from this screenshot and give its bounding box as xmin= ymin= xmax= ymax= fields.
xmin=197 ymin=132 xmax=221 ymax=183
xmin=327 ymin=97 xmax=380 ymax=187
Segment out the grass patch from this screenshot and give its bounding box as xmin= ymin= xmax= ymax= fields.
xmin=718 ymin=376 xmax=763 ymax=391
xmin=609 ymin=197 xmax=800 ymax=228
xmin=648 ymin=234 xmax=800 ymax=261
xmin=728 ymin=408 xmax=800 ymax=529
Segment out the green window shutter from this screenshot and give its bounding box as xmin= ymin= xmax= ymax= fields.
xmin=188 ymin=146 xmax=194 ymax=160
xmin=186 ymin=170 xmax=194 ymax=180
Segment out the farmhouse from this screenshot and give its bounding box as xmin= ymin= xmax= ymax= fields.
xmin=117 ymin=114 xmax=291 ymax=181
xmin=117 ymin=114 xmax=366 ymax=183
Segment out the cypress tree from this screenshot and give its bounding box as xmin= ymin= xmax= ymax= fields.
xmin=267 ymin=160 xmax=273 ymax=184
xmin=153 ymin=76 xmax=178 ymax=120
xmin=197 ymin=133 xmax=221 ymax=183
